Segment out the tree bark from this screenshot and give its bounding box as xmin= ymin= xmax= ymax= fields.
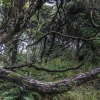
xmin=0 ymin=0 xmax=46 ymax=44
xmin=0 ymin=67 xmax=100 ymax=94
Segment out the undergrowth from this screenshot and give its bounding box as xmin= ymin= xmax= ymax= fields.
xmin=0 ymin=56 xmax=100 ymax=100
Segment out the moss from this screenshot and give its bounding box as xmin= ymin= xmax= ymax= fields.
xmin=8 ymin=73 xmax=20 ymax=78
xmin=58 ymin=83 xmax=66 ymax=90
xmin=98 ymin=74 xmax=100 ymax=77
xmin=72 ymin=80 xmax=77 ymax=85
xmin=22 ymin=79 xmax=28 ymax=84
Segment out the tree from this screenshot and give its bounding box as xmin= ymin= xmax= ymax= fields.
xmin=0 ymin=0 xmax=100 ymax=96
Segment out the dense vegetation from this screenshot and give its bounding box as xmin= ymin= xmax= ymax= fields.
xmin=0 ymin=0 xmax=100 ymax=100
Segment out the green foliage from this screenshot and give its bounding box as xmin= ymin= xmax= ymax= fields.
xmin=17 ymin=53 xmax=27 ymax=63
xmin=8 ymin=73 xmax=20 ymax=78
xmin=0 ymin=81 xmax=20 ymax=100
xmin=0 ymin=80 xmax=42 ymax=100
xmin=89 ymin=53 xmax=100 ymax=64
xmin=46 ymin=84 xmax=99 ymax=100
xmin=1 ymin=0 xmax=11 ymax=8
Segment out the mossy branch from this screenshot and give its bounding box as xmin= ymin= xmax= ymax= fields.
xmin=0 ymin=67 xmax=100 ymax=94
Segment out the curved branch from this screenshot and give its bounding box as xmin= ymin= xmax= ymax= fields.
xmin=28 ymin=31 xmax=100 ymax=47
xmin=4 ymin=48 xmax=100 ymax=72
xmin=90 ymin=9 xmax=100 ymax=28
xmin=0 ymin=67 xmax=100 ymax=94
xmin=4 ymin=60 xmax=85 ymax=72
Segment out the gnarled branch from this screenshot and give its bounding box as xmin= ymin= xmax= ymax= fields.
xmin=0 ymin=67 xmax=100 ymax=94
